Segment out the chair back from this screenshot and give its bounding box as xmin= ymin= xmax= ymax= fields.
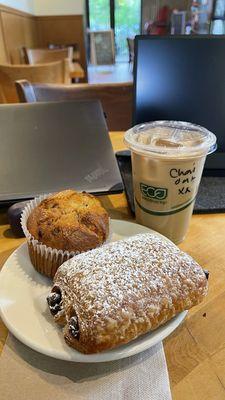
xmin=48 ymin=43 xmax=80 ymax=61
xmin=16 ymin=80 xmax=133 ymax=130
xmin=0 ymin=60 xmax=70 ymax=103
xmin=23 ymin=47 xmax=73 ymax=65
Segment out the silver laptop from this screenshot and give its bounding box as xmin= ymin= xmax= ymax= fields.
xmin=0 ymin=100 xmax=123 ymax=203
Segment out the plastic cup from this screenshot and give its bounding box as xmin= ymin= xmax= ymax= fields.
xmin=124 ymin=121 xmax=217 ymax=244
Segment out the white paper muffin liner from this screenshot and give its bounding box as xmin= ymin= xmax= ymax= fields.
xmin=21 ymin=193 xmax=111 ymax=279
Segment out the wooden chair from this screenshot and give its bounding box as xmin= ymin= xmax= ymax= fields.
xmin=23 ymin=47 xmax=73 ymax=65
xmin=48 ymin=43 xmax=80 ymax=62
xmin=16 ymin=80 xmax=133 ymax=131
xmin=0 ymin=60 xmax=70 ymax=103
xmin=23 ymin=47 xmax=84 ymax=83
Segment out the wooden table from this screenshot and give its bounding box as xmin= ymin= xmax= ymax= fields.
xmin=1 ymin=132 xmax=225 ymax=399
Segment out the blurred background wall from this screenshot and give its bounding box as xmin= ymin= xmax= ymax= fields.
xmin=33 ymin=0 xmax=84 ymax=16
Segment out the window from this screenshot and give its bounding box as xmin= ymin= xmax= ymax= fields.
xmin=89 ymin=0 xmax=111 ymax=31
xmin=87 ymin=0 xmax=141 ymax=61
xmin=211 ymin=0 xmax=225 ymax=34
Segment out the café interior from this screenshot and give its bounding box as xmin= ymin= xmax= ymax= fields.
xmin=0 ymin=1 xmax=225 ymax=400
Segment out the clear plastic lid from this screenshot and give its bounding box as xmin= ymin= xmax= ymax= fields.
xmin=124 ymin=121 xmax=217 ymax=158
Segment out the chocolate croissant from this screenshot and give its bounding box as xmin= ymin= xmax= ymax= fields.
xmin=47 ymin=233 xmax=208 ymax=354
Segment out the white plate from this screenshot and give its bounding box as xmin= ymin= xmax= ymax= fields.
xmin=0 ymin=219 xmax=187 ymax=363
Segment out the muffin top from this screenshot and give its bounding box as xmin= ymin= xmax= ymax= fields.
xmin=27 ymin=190 xmax=109 ymax=252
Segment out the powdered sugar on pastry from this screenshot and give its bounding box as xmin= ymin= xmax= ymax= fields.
xmin=48 ymin=233 xmax=208 ymax=354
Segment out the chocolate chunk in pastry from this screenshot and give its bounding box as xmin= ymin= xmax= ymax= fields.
xmin=47 ymin=233 xmax=208 ymax=354
xmin=204 ymin=270 xmax=209 ymax=280
xmin=68 ymin=315 xmax=80 ymax=340
xmin=47 ymin=289 xmax=62 ymax=316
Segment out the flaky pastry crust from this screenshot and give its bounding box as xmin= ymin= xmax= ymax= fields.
xmin=47 ymin=233 xmax=208 ymax=354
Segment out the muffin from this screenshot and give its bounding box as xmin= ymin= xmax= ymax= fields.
xmin=21 ymin=190 xmax=109 ymax=278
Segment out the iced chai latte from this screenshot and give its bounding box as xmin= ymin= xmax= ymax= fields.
xmin=124 ymin=121 xmax=217 ymax=243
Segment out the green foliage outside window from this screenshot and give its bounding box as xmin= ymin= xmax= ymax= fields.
xmin=115 ymin=0 xmax=141 ymax=58
xmin=89 ymin=0 xmax=141 ymax=60
xmin=89 ymin=0 xmax=110 ymax=31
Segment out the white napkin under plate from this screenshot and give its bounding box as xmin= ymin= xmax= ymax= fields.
xmin=0 ymin=334 xmax=172 ymax=400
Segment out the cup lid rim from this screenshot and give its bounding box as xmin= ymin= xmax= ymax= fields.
xmin=124 ymin=120 xmax=217 ymax=157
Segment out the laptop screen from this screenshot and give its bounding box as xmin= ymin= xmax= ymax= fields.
xmin=134 ymin=36 xmax=225 ymax=155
